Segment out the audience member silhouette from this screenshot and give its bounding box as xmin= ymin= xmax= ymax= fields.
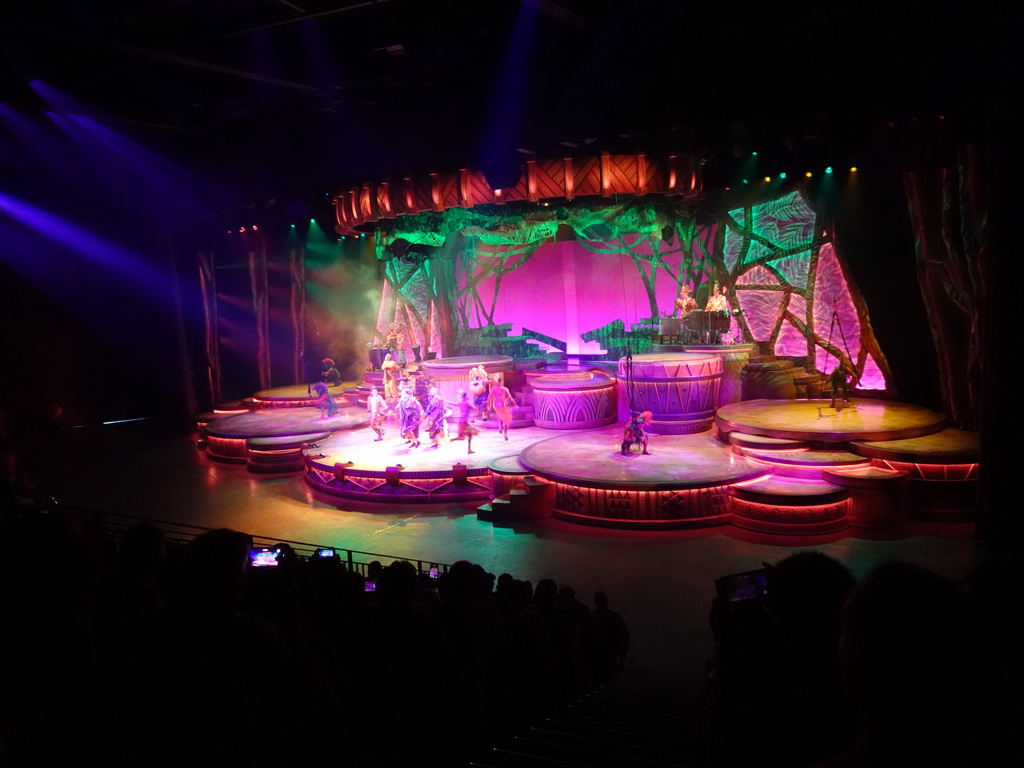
xmin=701 ymin=551 xmax=856 ymax=767
xmin=591 ymin=590 xmax=631 ymax=681
xmin=816 ymin=561 xmax=976 ymax=768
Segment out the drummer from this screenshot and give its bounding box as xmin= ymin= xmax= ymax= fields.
xmin=705 ymin=282 xmax=728 ymax=312
xmin=674 ymin=284 xmax=698 ymax=317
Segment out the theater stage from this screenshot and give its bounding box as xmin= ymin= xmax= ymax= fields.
xmin=198 ymin=391 xmax=973 ymax=533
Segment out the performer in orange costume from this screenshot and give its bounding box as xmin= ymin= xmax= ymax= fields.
xmin=488 ymin=375 xmax=516 ymax=441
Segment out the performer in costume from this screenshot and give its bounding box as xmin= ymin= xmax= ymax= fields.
xmin=385 ymin=322 xmax=408 ymax=368
xmin=320 ymin=358 xmax=342 ymax=386
xmin=674 ymin=284 xmax=698 ymax=317
xmin=454 ymin=389 xmax=479 ymax=454
xmin=468 ymin=364 xmax=489 ymax=420
xmin=366 ymin=386 xmax=389 ymax=441
xmin=312 ymin=381 xmax=338 ymax=420
xmin=423 ymin=386 xmax=447 ymax=448
xmin=398 ymin=387 xmax=423 ymax=448
xmin=488 ymin=375 xmax=516 ymax=441
xmin=829 ymin=360 xmax=859 ymax=410
xmin=381 ymin=353 xmax=401 ymax=400
xmin=705 ymin=282 xmax=728 ymax=312
xmin=620 ymin=411 xmax=653 ymax=455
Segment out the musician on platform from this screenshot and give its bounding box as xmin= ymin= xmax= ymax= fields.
xmin=705 ymin=282 xmax=728 ymax=312
xmin=675 ymin=284 xmax=698 ymax=317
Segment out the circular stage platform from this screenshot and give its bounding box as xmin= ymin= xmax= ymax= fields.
xmin=518 ymin=426 xmax=769 ymax=529
xmin=715 ymin=398 xmax=946 ymax=443
xmin=250 ymin=383 xmax=348 ymax=408
xmin=204 ymin=406 xmax=369 ymax=468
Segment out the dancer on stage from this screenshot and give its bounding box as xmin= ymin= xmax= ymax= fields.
xmin=454 ymin=389 xmax=478 ymax=454
xmin=423 ymin=386 xmax=447 ymax=448
xmin=312 ymin=381 xmax=338 ymax=420
xmin=397 ymin=387 xmax=423 ymax=448
xmin=366 ymin=386 xmax=389 ymax=441
xmin=488 ymin=374 xmax=516 ymax=441
xmin=381 ymin=352 xmax=401 ymax=400
xmin=675 ymin=284 xmax=698 ymax=317
xmin=469 ymin=364 xmax=489 ymax=420
xmin=620 ymin=411 xmax=653 ymax=456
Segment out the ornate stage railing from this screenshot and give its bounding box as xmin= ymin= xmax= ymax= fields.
xmin=60 ymin=505 xmax=452 ymax=577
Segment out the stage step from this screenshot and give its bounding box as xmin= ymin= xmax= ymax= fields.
xmin=730 ymin=476 xmax=850 ymax=534
xmin=728 ymin=432 xmax=808 ymax=450
xmin=735 ymin=445 xmax=871 ymax=480
xmin=475 ymin=404 xmax=535 ymax=430
xmin=477 ymin=476 xmax=554 ymax=522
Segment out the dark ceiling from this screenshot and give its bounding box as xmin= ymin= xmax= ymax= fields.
xmin=0 ymin=0 xmax=1001 ymax=209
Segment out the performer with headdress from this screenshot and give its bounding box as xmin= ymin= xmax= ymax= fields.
xmin=675 ymin=284 xmax=698 ymax=317
xmin=705 ymin=282 xmax=728 ymax=312
xmin=423 ymin=386 xmax=447 ymax=448
xmin=488 ymin=374 xmax=516 ymax=441
xmin=320 ymin=358 xmax=342 ymax=386
xmin=397 ymin=387 xmax=423 ymax=448
xmin=381 ymin=352 xmax=401 ymax=401
xmin=468 ymin=364 xmax=489 ymax=420
xmin=620 ymin=411 xmax=653 ymax=456
xmin=366 ymin=386 xmax=389 ymax=441
xmin=312 ymin=381 xmax=339 ymax=420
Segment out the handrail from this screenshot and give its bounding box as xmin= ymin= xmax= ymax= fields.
xmin=58 ymin=503 xmax=453 ymax=577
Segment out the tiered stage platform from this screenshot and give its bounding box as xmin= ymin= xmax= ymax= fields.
xmin=204 ymin=406 xmax=368 ymax=471
xmin=199 ymin=358 xmax=977 ymax=534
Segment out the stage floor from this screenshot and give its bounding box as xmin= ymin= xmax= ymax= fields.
xmin=205 ymin=406 xmax=368 ymax=438
xmin=518 ymin=427 xmax=767 ymax=491
xmin=716 ymin=398 xmax=946 ymax=443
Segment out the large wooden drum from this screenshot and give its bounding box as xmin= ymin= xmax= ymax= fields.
xmin=617 ymin=352 xmax=722 ymax=434
xmin=532 ymin=372 xmax=617 ymax=429
xmin=420 ymin=354 xmax=515 ymax=408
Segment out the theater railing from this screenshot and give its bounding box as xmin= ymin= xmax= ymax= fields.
xmin=60 ymin=504 xmax=452 ymax=578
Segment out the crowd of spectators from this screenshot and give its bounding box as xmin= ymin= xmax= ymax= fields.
xmin=697 ymin=551 xmax=1024 ymax=768
xmin=2 ymin=458 xmax=1020 ymax=768
xmin=0 ymin=513 xmax=630 ymax=766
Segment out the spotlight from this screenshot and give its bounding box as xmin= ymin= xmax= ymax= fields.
xmin=805 ymin=172 xmax=813 ymax=177
xmin=752 ymin=151 xmax=758 ymax=156
xmin=779 ymin=172 xmax=787 ymax=179
xmin=825 ymin=167 xmax=833 ymax=174
xmin=239 ymin=227 xmax=246 ymax=232
xmin=850 ymin=166 xmax=858 ymax=172
xmin=764 ymin=176 xmax=771 ymax=182
xmin=253 ymin=225 xmax=258 ymax=231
